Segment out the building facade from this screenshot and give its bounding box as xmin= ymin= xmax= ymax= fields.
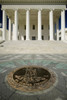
xmin=0 ymin=0 xmax=67 ymax=41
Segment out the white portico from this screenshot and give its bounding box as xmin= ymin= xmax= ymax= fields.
xmin=0 ymin=0 xmax=67 ymax=41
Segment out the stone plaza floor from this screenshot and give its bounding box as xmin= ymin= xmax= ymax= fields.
xmin=0 ymin=41 xmax=67 ymax=100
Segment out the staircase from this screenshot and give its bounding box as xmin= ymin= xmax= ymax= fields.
xmin=0 ymin=40 xmax=67 ymax=54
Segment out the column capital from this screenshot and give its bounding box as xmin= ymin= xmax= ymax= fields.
xmin=13 ymin=9 xmax=18 ymax=11
xmin=49 ymin=9 xmax=54 ymax=11
xmin=61 ymin=9 xmax=65 ymax=12
xmin=1 ymin=8 xmax=6 ymax=11
xmin=37 ymin=8 xmax=42 ymax=11
xmin=61 ymin=8 xmax=65 ymax=10
xmin=26 ymin=8 xmax=30 ymax=11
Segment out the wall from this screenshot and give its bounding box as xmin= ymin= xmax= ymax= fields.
xmin=18 ymin=14 xmax=49 ymax=40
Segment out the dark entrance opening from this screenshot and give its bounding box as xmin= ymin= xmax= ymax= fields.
xmin=59 ymin=37 xmax=61 ymax=40
xmin=32 ymin=36 xmax=36 ymax=40
xmin=42 ymin=35 xmax=44 ymax=40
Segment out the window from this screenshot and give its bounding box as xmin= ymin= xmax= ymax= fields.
xmin=42 ymin=35 xmax=44 ymax=40
xmin=24 ymin=25 xmax=26 ymax=30
xmin=24 ymin=36 xmax=26 ymax=40
xmin=33 ymin=25 xmax=35 ymax=30
xmin=59 ymin=37 xmax=61 ymax=40
xmin=41 ymin=25 xmax=44 ymax=30
xmin=32 ymin=36 xmax=36 ymax=40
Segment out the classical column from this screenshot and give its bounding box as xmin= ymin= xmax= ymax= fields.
xmin=49 ymin=10 xmax=53 ymax=40
xmin=13 ymin=10 xmax=18 ymax=40
xmin=61 ymin=10 xmax=65 ymax=41
xmin=9 ymin=19 xmax=11 ymax=40
xmin=3 ymin=10 xmax=6 ymax=40
xmin=12 ymin=23 xmax=15 ymax=40
xmin=26 ymin=9 xmax=30 ymax=40
xmin=56 ymin=19 xmax=59 ymax=40
xmin=38 ymin=9 xmax=42 ymax=40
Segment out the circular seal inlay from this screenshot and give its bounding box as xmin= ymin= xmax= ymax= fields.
xmin=7 ymin=66 xmax=56 ymax=92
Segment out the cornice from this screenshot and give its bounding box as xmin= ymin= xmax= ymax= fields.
xmin=0 ymin=0 xmax=67 ymax=5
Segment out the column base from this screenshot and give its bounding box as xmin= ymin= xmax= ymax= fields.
xmin=50 ymin=39 xmax=54 ymax=41
xmin=26 ymin=36 xmax=30 ymax=40
xmin=26 ymin=39 xmax=30 ymax=40
xmin=38 ymin=38 xmax=42 ymax=40
xmin=12 ymin=38 xmax=18 ymax=41
xmin=61 ymin=37 xmax=65 ymax=41
xmin=12 ymin=40 xmax=18 ymax=41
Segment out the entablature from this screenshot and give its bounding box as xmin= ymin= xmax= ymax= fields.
xmin=2 ymin=5 xmax=66 ymax=10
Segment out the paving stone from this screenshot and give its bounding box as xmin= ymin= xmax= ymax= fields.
xmin=0 ymin=41 xmax=67 ymax=100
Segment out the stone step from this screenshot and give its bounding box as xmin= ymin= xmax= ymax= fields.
xmin=0 ymin=40 xmax=67 ymax=54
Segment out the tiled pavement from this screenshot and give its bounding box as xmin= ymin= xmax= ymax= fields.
xmin=0 ymin=41 xmax=67 ymax=100
xmin=0 ymin=54 xmax=67 ymax=100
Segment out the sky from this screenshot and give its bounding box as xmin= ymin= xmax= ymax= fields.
xmin=0 ymin=5 xmax=67 ymax=30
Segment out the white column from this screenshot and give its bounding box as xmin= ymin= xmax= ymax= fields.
xmin=49 ymin=10 xmax=53 ymax=40
xmin=12 ymin=23 xmax=15 ymax=40
xmin=26 ymin=9 xmax=30 ymax=40
xmin=38 ymin=9 xmax=42 ymax=40
xmin=3 ymin=10 xmax=6 ymax=40
xmin=9 ymin=19 xmax=11 ymax=40
xmin=13 ymin=10 xmax=18 ymax=40
xmin=56 ymin=19 xmax=59 ymax=41
xmin=61 ymin=10 xmax=65 ymax=41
